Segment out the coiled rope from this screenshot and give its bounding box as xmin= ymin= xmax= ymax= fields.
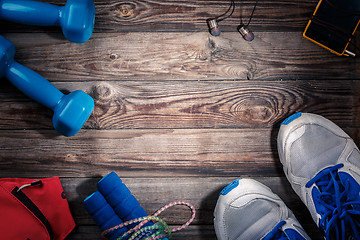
xmin=102 ymin=201 xmax=196 ymax=240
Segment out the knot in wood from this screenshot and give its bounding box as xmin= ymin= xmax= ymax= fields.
xmin=232 ymin=97 xmax=273 ymax=125
xmin=119 ymin=6 xmax=131 ymax=17
xmin=92 ymin=84 xmax=113 ymax=101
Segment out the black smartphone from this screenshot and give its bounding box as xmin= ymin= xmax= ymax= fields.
xmin=303 ymin=0 xmax=360 ymax=56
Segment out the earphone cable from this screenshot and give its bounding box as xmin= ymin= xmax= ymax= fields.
xmin=216 ymin=0 xmax=235 ymax=22
xmin=244 ymin=0 xmax=259 ymax=27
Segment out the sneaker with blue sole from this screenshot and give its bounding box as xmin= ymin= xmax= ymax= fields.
xmin=213 ymin=178 xmax=311 ymax=240
xmin=278 ymin=112 xmax=360 ymax=239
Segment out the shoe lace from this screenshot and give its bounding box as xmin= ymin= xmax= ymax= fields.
xmin=306 ymin=163 xmax=360 ymax=240
xmin=263 ymin=221 xmax=289 ymax=240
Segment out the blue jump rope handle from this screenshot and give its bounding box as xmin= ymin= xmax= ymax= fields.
xmin=83 ymin=191 xmax=128 ymax=240
xmin=97 ymin=172 xmax=152 ymax=227
xmin=85 ymin=172 xmax=169 ymax=240
xmin=0 ymin=0 xmax=60 ymax=26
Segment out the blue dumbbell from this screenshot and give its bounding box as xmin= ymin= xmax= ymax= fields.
xmin=83 ymin=191 xmax=128 ymax=240
xmin=0 ymin=0 xmax=95 ymax=43
xmin=0 ymin=35 xmax=94 ymax=136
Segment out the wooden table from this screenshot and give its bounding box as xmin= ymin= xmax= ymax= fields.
xmin=1 ymin=0 xmax=359 ymax=239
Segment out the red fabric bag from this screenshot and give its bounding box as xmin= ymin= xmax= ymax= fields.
xmin=0 ymin=176 xmax=75 ymax=240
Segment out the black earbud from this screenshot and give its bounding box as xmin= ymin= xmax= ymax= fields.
xmin=207 ymin=18 xmax=221 ymax=36
xmin=237 ymin=25 xmax=254 ymax=41
xmin=206 ymin=0 xmax=257 ymax=41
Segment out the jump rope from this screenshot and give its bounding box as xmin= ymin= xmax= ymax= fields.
xmin=102 ymin=201 xmax=196 ymax=240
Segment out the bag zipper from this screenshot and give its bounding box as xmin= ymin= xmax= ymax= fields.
xmin=11 ymin=187 xmax=54 ymax=240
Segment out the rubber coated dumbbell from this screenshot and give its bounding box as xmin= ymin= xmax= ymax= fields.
xmin=0 ymin=35 xmax=94 ymax=136
xmin=0 ymin=0 xmax=95 ymax=43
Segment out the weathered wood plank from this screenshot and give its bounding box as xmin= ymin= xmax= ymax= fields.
xmin=3 ymin=32 xmax=358 ymax=81
xmin=88 ymin=0 xmax=318 ymax=33
xmin=0 ymin=0 xmax=318 ymax=33
xmin=67 ymin=225 xmax=322 ymax=240
xmin=0 ymin=128 xmax=357 ymax=179
xmin=62 ymin=177 xmax=322 ymax=239
xmin=0 ymin=129 xmax=279 ymax=178
xmin=67 ymin=225 xmax=218 ymax=240
xmin=0 ymin=80 xmax=356 ymax=130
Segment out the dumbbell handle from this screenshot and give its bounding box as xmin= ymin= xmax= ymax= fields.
xmin=6 ymin=61 xmax=63 ymax=110
xmin=0 ymin=0 xmax=61 ymax=26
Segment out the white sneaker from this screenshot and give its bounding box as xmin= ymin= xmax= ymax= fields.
xmin=213 ymin=178 xmax=311 ymax=240
xmin=278 ymin=112 xmax=360 ymax=239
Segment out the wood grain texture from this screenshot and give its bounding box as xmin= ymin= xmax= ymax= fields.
xmin=0 ymin=128 xmax=280 ymax=178
xmin=67 ymin=225 xmax=217 ymax=240
xmin=2 ymin=32 xmax=358 ymax=82
xmin=0 ymin=127 xmax=358 ymax=179
xmin=0 ymin=80 xmax=357 ymax=130
xmin=0 ymin=0 xmax=317 ymax=33
xmin=63 ymin=177 xmax=322 ymax=239
xmin=66 ymin=225 xmax=321 ymax=240
xmin=90 ymin=0 xmax=317 ymax=32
